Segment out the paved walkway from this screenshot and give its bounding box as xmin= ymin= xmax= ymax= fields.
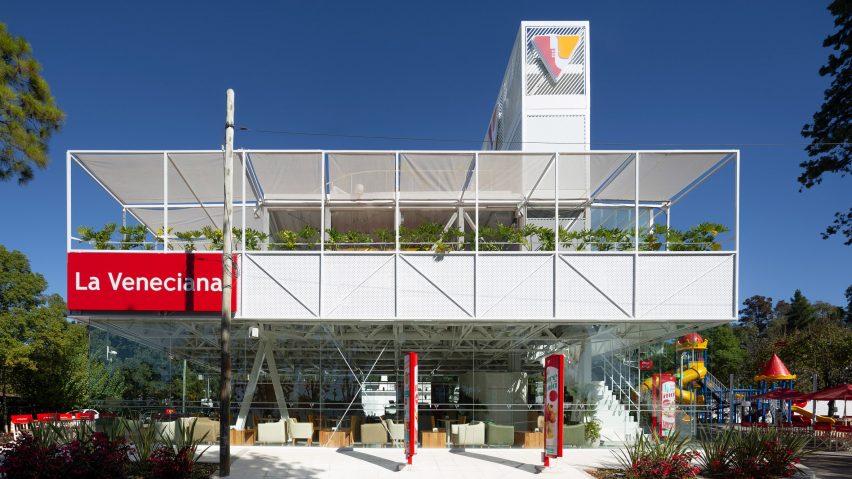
xmin=202 ymin=446 xmax=620 ymax=479
xmin=800 ymin=451 xmax=852 ymax=479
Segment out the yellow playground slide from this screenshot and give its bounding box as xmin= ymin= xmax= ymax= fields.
xmin=791 ymin=405 xmax=835 ymax=424
xmin=639 ymin=362 xmax=708 ymax=405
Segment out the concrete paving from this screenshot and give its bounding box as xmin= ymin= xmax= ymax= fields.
xmin=800 ymin=451 xmax=852 ymax=479
xmin=202 ymin=446 xmax=621 ymax=479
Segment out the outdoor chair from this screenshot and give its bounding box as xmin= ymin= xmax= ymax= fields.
xmin=833 ymin=424 xmax=852 ymax=450
xmin=10 ymin=415 xmax=32 ymax=438
xmin=350 ymin=415 xmax=362 ymax=443
xmin=361 ymin=422 xmax=388 ymax=446
xmin=813 ymin=423 xmax=833 ymax=449
xmin=257 ymin=419 xmax=288 ymax=445
xmin=451 ymin=421 xmax=485 ymax=447
xmin=37 ymin=413 xmax=59 ymax=423
xmin=563 ymin=423 xmax=586 ymax=447
xmin=385 ymin=418 xmax=404 ymax=446
xmin=180 ymin=417 xmax=219 ymax=444
xmin=154 ymin=420 xmax=176 ymax=441
xmin=485 ymin=422 xmax=514 ymax=446
xmin=287 ymin=418 xmax=313 ymax=446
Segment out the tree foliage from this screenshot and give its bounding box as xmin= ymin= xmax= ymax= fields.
xmin=0 ymin=23 xmax=64 ymax=184
xmin=800 ymin=1 xmax=852 ymax=245
xmin=739 ymin=295 xmax=775 ymax=332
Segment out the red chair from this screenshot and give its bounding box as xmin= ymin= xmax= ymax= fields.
xmin=756 ymin=422 xmax=769 ymax=429
xmin=37 ymin=413 xmax=59 ymax=423
xmin=10 ymin=415 xmax=33 ymax=438
xmin=740 ymin=421 xmax=752 ymax=430
xmin=76 ymin=412 xmax=96 ymax=421
xmin=813 ymin=423 xmax=833 ymax=449
xmin=59 ymin=413 xmax=74 ymax=421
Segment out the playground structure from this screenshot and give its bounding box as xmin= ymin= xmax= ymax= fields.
xmin=637 ymin=336 xmax=837 ymax=428
xmin=639 ymin=333 xmax=757 ymax=426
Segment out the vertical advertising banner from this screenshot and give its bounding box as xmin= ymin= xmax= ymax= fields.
xmin=403 ymin=352 xmax=418 ymax=465
xmin=652 ymin=373 xmax=677 ymax=437
xmin=659 ymin=374 xmax=677 ymax=437
xmin=544 ymin=354 xmax=564 ymax=461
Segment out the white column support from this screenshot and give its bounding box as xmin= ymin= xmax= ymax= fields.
xmin=241 ymin=150 xmax=246 ymax=252
xmin=66 ymin=151 xmax=72 ymax=252
xmin=734 ymin=150 xmax=740 ymax=318
xmin=235 ymin=334 xmax=290 ymax=431
xmin=263 ymin=338 xmax=289 ymax=421
xmin=235 ymin=337 xmax=266 ymax=430
xmin=632 ymin=152 xmax=639 ymax=318
xmin=474 ymin=152 xmax=479 ymax=318
xmin=163 ymin=152 xmax=169 ymax=251
xmin=554 ymin=152 xmax=559 ymax=318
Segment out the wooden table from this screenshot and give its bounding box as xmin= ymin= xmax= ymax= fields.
xmin=229 ymin=428 xmax=256 ymax=446
xmin=421 ymin=429 xmax=447 ymax=448
xmin=513 ymin=431 xmax=543 ymax=449
xmin=319 ymin=428 xmax=352 ymax=448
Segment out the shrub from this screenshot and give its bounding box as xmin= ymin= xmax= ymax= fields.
xmin=0 ymin=431 xmax=130 ymax=479
xmin=698 ymin=428 xmax=809 ymax=479
xmin=148 ymin=445 xmax=194 ymax=479
xmin=614 ymin=432 xmax=701 ymax=479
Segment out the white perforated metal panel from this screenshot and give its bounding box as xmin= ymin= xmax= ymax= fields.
xmin=398 ymin=254 xmax=474 ymax=318
xmin=240 ymin=254 xmax=320 ymax=319
xmin=477 ymin=255 xmax=554 ymax=319
xmin=557 ymin=254 xmax=633 ymax=319
xmin=322 ymin=254 xmax=395 ymax=319
xmin=636 ymin=254 xmax=735 ymax=319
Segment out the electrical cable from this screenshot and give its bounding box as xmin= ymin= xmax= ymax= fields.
xmin=236 ymin=125 xmax=849 ymax=148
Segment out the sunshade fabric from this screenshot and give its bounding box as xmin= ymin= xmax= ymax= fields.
xmin=248 ymin=152 xmax=322 ymax=200
xmin=478 ymin=153 xmax=554 ymax=201
xmin=327 ymin=152 xmax=395 ymax=200
xmin=129 ymin=205 xmax=262 ymax=235
xmin=400 ymin=153 xmax=474 ymax=201
xmin=168 ymin=152 xmax=254 ymax=204
xmin=73 ymin=152 xmax=164 ymax=204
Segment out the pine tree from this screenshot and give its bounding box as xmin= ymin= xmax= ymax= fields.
xmin=786 ymin=290 xmax=816 ymax=332
xmin=0 ymin=23 xmax=65 ymax=184
xmin=800 ymin=1 xmax=852 ymax=245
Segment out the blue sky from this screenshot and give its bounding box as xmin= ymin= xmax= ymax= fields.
xmin=1 ymin=1 xmax=850 ymax=307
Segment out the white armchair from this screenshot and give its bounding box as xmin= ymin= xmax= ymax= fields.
xmin=257 ymin=419 xmax=288 ymax=444
xmin=451 ymin=421 xmax=485 ymax=447
xmin=385 ymin=419 xmax=404 ymax=446
xmin=287 ymin=418 xmax=314 ymax=446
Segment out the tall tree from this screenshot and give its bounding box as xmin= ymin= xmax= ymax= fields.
xmin=739 ymin=295 xmax=775 ymax=332
xmin=703 ymin=324 xmax=747 ymax=382
xmin=786 ymin=290 xmax=816 ymax=332
xmin=0 ymin=23 xmax=64 ymax=184
xmin=800 ymin=0 xmax=852 ymax=245
xmin=846 ymin=284 xmax=852 ymax=325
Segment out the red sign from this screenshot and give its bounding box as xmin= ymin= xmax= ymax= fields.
xmin=543 ymin=354 xmax=564 ymax=464
xmin=651 ymin=373 xmax=677 ymax=437
xmin=67 ymin=252 xmax=237 ymax=312
xmin=639 ymin=360 xmax=654 ymax=371
xmin=403 ymin=352 xmax=418 ymax=465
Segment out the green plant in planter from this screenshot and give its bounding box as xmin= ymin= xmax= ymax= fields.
xmin=584 ymin=419 xmax=602 ymax=444
xmin=276 ymin=229 xmax=298 ymax=250
xmin=298 ymin=225 xmax=319 ymax=249
xmin=118 ymin=224 xmax=152 ymax=250
xmin=199 ymin=226 xmax=268 ymax=251
xmin=342 ymin=230 xmax=372 ymax=249
xmin=639 ymin=225 xmax=670 ymax=251
xmin=594 ymin=227 xmax=633 ymax=251
xmin=78 ymin=223 xmax=117 ymax=250
xmin=372 ymin=228 xmax=394 ymax=250
xmin=324 ymin=228 xmax=343 ymax=250
xmin=199 ymin=225 xmax=223 ymax=250
xmin=174 ymin=230 xmax=201 ymax=252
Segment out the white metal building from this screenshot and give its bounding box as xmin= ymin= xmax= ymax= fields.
xmin=67 ymin=21 xmax=738 ymax=445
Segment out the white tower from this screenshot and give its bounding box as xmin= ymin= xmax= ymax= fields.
xmin=484 ymin=21 xmax=590 ymax=152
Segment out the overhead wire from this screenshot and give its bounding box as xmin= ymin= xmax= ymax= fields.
xmin=236 ymin=125 xmax=849 ymax=148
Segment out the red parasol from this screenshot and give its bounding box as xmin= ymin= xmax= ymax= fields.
xmin=801 ymin=384 xmax=852 ymax=401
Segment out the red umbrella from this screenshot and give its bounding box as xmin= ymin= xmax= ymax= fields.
xmin=752 ymin=388 xmax=808 ymax=401
xmin=801 ymin=384 xmax=852 ymax=401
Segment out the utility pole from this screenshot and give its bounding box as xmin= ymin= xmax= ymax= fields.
xmin=219 ymin=88 xmax=235 ymax=477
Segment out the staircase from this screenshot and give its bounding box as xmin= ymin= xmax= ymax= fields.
xmin=588 ymin=381 xmax=641 ymax=445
